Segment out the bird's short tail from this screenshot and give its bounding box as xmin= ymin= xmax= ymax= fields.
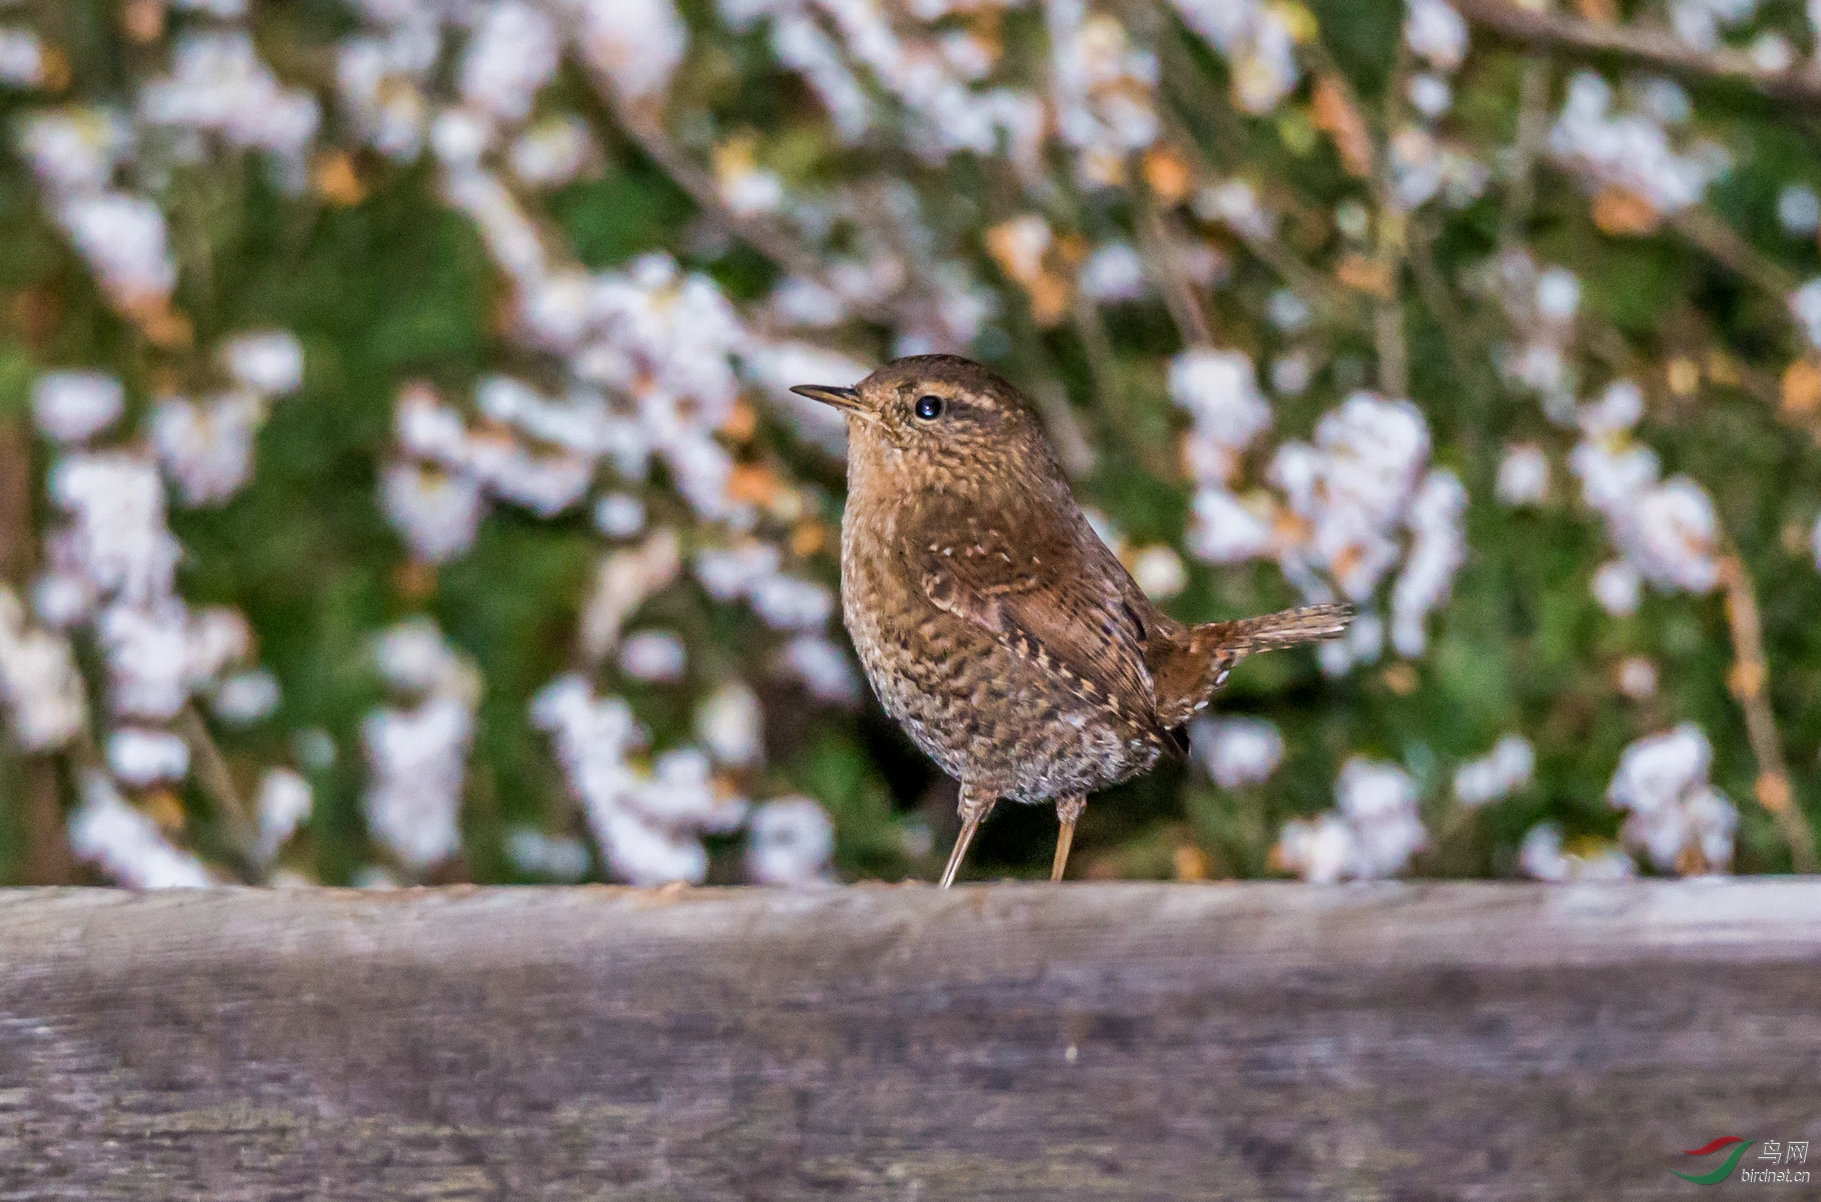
xmin=1151 ymin=603 xmax=1354 ymax=728
xmin=1194 ymin=602 xmax=1354 ymax=656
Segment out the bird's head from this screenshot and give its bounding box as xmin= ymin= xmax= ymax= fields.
xmin=791 ymin=354 xmax=1058 ymax=494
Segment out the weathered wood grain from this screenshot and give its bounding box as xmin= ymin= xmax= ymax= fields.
xmin=0 ymin=881 xmax=1817 ymax=1200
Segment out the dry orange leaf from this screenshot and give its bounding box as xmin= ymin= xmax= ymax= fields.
xmin=1142 ymin=146 xmax=1194 ymax=205
xmin=313 ymin=151 xmax=366 ymax=207
xmin=1335 ymin=252 xmax=1394 ymax=298
xmin=1312 ymin=75 xmax=1373 ymax=179
xmin=37 ymin=47 xmax=71 ymax=92
xmin=123 ymin=0 xmax=165 ymax=44
xmin=1171 ymin=844 xmax=1209 ymax=882
xmin=1382 ymin=663 xmax=1418 ymax=696
xmin=720 ymin=398 xmax=758 ymax=442
xmin=1665 ymin=356 xmax=1700 ymax=397
xmin=1755 ymin=772 xmax=1793 ymax=813
xmin=789 ymin=521 xmax=826 ymax=558
xmin=985 ymin=216 xmax=1045 ymax=278
xmin=726 ymin=462 xmax=781 ymax=506
xmin=1026 ymin=271 xmax=1072 ymax=328
xmin=141 ymin=789 xmax=187 ymax=835
xmin=1590 ymin=186 xmax=1660 ymax=235
xmin=394 ymin=560 xmax=438 ymax=600
xmin=133 ymin=300 xmax=193 ymax=349
xmin=6 ymin=286 xmax=61 ymax=348
xmin=1780 ymin=357 xmax=1821 ymax=416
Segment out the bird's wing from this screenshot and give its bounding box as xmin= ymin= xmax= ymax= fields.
xmin=900 ymin=499 xmax=1162 ymax=731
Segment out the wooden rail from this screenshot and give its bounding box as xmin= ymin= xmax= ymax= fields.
xmin=0 ymin=881 xmax=1817 ymax=1199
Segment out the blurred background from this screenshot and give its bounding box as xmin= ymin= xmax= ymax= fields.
xmin=1 ymin=0 xmax=1819 ymax=890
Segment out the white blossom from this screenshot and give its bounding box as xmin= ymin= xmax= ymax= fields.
xmin=1171 ymin=0 xmax=1301 ymax=114
xmin=54 ymin=191 xmax=177 ymax=309
xmin=779 ymin=633 xmax=861 ymax=704
xmin=1265 ymin=393 xmax=1433 ymax=625
xmin=575 ymin=0 xmax=689 ymax=106
xmin=1453 ymin=735 xmax=1534 ymax=808
xmin=1617 ymin=656 xmax=1659 ymax=700
xmin=106 ymin=726 xmax=191 ymax=786
xmin=254 ymin=768 xmax=312 ymax=862
xmin=1185 ymin=487 xmax=1273 ymax=564
xmin=746 ymin=796 xmax=835 ymax=885
xmin=1404 ymin=0 xmax=1468 ymax=71
xmin=1778 ymin=185 xmax=1820 ymax=236
xmin=362 ymin=621 xmax=478 ymax=871
xmin=696 ymin=680 xmax=762 ymax=767
xmin=1390 ymin=469 xmax=1466 ymax=657
xmin=1129 ymin=545 xmax=1186 ymax=599
xmin=16 ymin=107 xmax=132 ymax=196
xmin=1276 ymin=812 xmax=1350 ymax=884
xmin=1079 ymin=242 xmax=1147 ymax=302
xmin=361 ymin=693 xmax=473 ymax=870
xmin=592 ymin=492 xmax=646 ymax=539
xmin=504 ymin=827 xmax=591 ymax=880
xmin=381 ymin=460 xmax=486 ymax=564
xmin=0 ymin=588 xmax=87 ymax=750
xmin=619 ymin=629 xmax=688 ymax=682
xmin=1407 ymin=72 xmax=1452 ymax=120
xmin=138 ymin=30 xmax=320 ymax=179
xmin=212 ymin=668 xmax=280 ymax=725
xmin=1549 ymin=72 xmax=1727 ymax=217
xmin=96 ymin=602 xmax=248 ymax=721
xmin=533 ymin=673 xmax=743 ymax=885
xmin=1190 ymin=716 xmax=1284 ymax=789
xmin=0 ymin=27 xmax=47 ymax=88
xmin=1495 ymin=443 xmax=1549 ymax=507
xmin=151 ymin=392 xmax=265 ymax=507
xmin=1792 ymin=278 xmax=1821 ymax=351
xmin=221 ymin=330 xmax=304 ymax=397
xmin=32 ymin=371 xmax=124 ymax=444
xmin=1277 ymin=757 xmax=1426 ymax=882
xmin=1519 ymin=822 xmax=1635 ymax=882
xmin=1170 ymin=348 xmax=1272 ymax=485
xmin=1607 ymin=723 xmax=1736 ymax=874
xmin=69 ymin=771 xmax=212 ymax=888
xmin=458 ymin=2 xmax=559 ymax=123
xmin=509 ymin=115 xmax=594 ymax=188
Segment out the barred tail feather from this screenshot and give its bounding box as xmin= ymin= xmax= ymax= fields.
xmin=1196 ymin=603 xmax=1354 ymax=655
xmin=1151 ymin=603 xmax=1355 ymax=728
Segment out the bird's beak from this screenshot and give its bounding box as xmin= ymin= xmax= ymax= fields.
xmin=790 ymin=384 xmax=863 ymax=414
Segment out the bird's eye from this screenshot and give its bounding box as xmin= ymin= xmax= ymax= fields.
xmin=913 ymin=394 xmax=944 ymax=421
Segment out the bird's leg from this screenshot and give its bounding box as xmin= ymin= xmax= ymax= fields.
xmin=1052 ymin=794 xmax=1086 ymax=883
xmin=939 ymin=784 xmax=997 ymax=888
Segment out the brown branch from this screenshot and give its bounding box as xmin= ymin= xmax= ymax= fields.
xmin=1670 ymin=208 xmax=1799 ymax=298
xmin=1134 ymin=197 xmax=1213 ymax=348
xmin=1371 ymin=40 xmax=1412 ymax=399
xmin=1454 ymin=0 xmax=1821 ymax=106
xmin=0 ymin=421 xmax=32 ymax=584
xmin=16 ymin=754 xmax=74 ymax=884
xmin=177 ymin=705 xmax=261 ymax=881
xmin=1028 ymin=378 xmax=1097 ymax=478
xmin=1498 ymin=56 xmax=1554 ymax=252
xmin=1717 ymin=552 xmax=1817 ymax=872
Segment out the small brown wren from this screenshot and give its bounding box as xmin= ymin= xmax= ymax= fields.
xmin=793 ymin=355 xmax=1351 ymax=887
